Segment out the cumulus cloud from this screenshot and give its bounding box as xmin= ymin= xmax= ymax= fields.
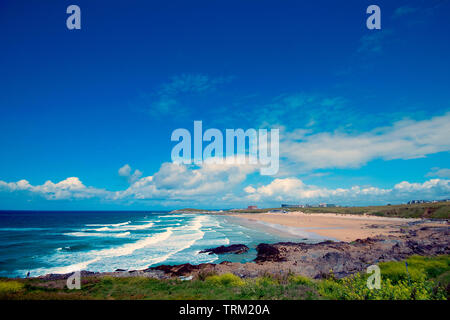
xmin=0 ymin=160 xmax=260 ymax=205
xmin=3 ymin=110 xmax=450 ymax=207
xmin=244 ymin=177 xmax=450 ymax=205
xmin=281 ymin=112 xmax=450 ymax=171
xmin=0 ymin=177 xmax=108 ymax=200
xmin=118 ymin=164 xmax=131 ymax=177
xmin=426 ymin=167 xmax=450 ymax=179
xmin=118 ymin=164 xmax=143 ymax=184
xmin=2 ymin=168 xmax=449 ymax=207
xmin=114 ymin=159 xmax=259 ymax=201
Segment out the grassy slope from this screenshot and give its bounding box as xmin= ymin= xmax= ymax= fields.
xmin=228 ymin=201 xmax=450 ymax=219
xmin=1 ymin=255 xmax=448 ymax=300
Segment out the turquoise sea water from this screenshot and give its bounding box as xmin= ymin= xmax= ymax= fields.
xmin=0 ymin=211 xmax=326 ymax=278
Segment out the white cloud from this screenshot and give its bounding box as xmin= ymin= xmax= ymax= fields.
xmin=0 ymin=160 xmax=259 ymax=205
xmin=118 ymin=164 xmax=131 ymax=177
xmin=115 ymin=160 xmax=259 ymax=201
xmin=1 ymin=169 xmax=449 ymax=206
xmin=393 ymin=179 xmax=450 ymax=194
xmin=426 ymin=168 xmax=450 ymax=179
xmin=281 ymin=112 xmax=450 ymax=171
xmin=0 ymin=177 xmax=108 ymax=200
xmin=244 ymin=177 xmax=450 ymax=205
xmin=118 ymin=164 xmax=143 ymax=184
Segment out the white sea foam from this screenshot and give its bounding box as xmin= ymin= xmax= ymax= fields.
xmin=26 ymin=215 xmax=222 ymax=276
xmin=80 ymin=221 xmax=155 ymax=232
xmin=48 ymin=258 xmax=102 ymax=274
xmin=83 ymin=222 xmax=154 ymax=232
xmin=134 ymin=215 xmax=207 ymax=267
xmin=85 ymin=221 xmax=131 ymax=227
xmin=43 ymin=228 xmax=174 ymax=274
xmin=64 ymin=231 xmax=131 ymax=238
xmin=121 ymin=222 xmax=154 ymax=230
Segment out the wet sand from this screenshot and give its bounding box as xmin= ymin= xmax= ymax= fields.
xmin=229 ymin=211 xmax=445 ymax=242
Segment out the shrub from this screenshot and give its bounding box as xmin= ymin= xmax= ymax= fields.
xmin=255 ymin=276 xmax=278 ymax=287
xmin=205 ymin=273 xmax=244 ymax=287
xmin=317 ymin=271 xmax=446 ymax=300
xmin=0 ymin=281 xmax=24 ymax=293
xmin=289 ymin=275 xmax=314 ymax=286
xmin=379 ymin=255 xmax=449 ymax=283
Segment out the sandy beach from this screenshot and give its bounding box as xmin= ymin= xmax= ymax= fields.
xmin=230 ymin=211 xmax=445 ymax=242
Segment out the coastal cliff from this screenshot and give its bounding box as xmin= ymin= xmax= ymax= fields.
xmin=35 ymin=223 xmax=449 ymax=281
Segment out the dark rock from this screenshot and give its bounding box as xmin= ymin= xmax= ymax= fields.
xmin=37 ymin=270 xmax=97 ymax=281
xmin=115 ymin=269 xmax=126 ymax=272
xmin=255 ymin=243 xmax=285 ymax=262
xmin=150 ymin=263 xmax=215 ymax=276
xmin=34 ymin=223 xmax=450 ymax=282
xmin=200 ymin=244 xmax=249 ymax=255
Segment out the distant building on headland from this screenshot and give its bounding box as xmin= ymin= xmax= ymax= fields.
xmin=247 ymin=205 xmax=258 ymax=210
xmin=407 ymin=200 xmax=427 ymax=204
xmin=407 ymin=199 xmax=450 ymax=204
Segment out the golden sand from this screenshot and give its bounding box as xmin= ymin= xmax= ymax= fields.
xmin=230 ymin=211 xmax=443 ymax=242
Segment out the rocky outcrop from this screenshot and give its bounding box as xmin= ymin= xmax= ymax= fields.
xmin=34 ymin=224 xmax=449 ymax=282
xmin=255 ymin=243 xmax=285 ymax=262
xmin=149 ymin=263 xmax=216 ymax=276
xmin=37 ymin=270 xmax=98 ymax=281
xmin=199 ymin=244 xmax=249 ymax=255
xmin=151 ymin=225 xmax=449 ymax=279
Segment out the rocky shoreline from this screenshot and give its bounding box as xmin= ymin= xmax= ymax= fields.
xmin=35 ymin=222 xmax=449 ymax=282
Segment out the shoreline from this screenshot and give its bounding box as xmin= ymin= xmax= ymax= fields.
xmin=224 ymin=214 xmax=338 ymax=242
xmin=229 ymin=211 xmax=446 ymax=242
xmin=30 ymin=223 xmax=449 ymax=282
xmin=5 ymin=212 xmax=448 ymax=280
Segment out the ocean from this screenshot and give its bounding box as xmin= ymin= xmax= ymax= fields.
xmin=0 ymin=211 xmax=326 ymax=278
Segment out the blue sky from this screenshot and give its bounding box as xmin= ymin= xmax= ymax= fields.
xmin=0 ymin=0 xmax=449 ymax=209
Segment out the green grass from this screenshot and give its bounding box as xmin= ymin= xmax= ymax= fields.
xmin=228 ymin=201 xmax=450 ymax=219
xmin=0 ymin=280 xmax=24 ymax=293
xmin=205 ymin=273 xmax=245 ymax=287
xmin=380 ymin=255 xmax=450 ymax=282
xmin=1 ymin=255 xmax=449 ymax=300
xmin=317 ymin=255 xmax=450 ymax=300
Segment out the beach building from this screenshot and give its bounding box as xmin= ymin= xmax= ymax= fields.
xmin=407 ymin=200 xmax=429 ymax=204
xmin=247 ymin=205 xmax=258 ymax=210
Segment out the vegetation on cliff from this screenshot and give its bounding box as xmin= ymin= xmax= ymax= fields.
xmin=229 ymin=201 xmax=450 ymax=219
xmin=1 ymin=255 xmax=448 ymax=300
